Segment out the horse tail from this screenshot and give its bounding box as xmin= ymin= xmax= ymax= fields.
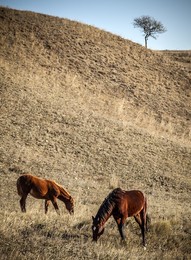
xmin=144 ymin=195 xmax=151 ymax=231
xmin=146 ymin=213 xmax=151 ymax=232
xmin=144 ymin=195 xmax=147 ymax=214
xmin=17 ymin=176 xmax=23 ymax=196
xmin=16 ymin=174 xmax=31 ymax=196
xmin=143 ymin=194 xmax=148 ymax=231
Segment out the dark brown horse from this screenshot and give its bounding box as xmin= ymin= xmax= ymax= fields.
xmin=17 ymin=174 xmax=74 ymax=215
xmin=92 ymin=188 xmax=148 ymax=246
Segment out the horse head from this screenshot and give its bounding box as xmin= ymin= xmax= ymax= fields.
xmin=65 ymin=196 xmax=74 ymax=215
xmin=92 ymin=216 xmax=105 ymax=241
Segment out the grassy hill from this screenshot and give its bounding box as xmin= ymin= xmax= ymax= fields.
xmin=0 ymin=6 xmax=191 ymax=260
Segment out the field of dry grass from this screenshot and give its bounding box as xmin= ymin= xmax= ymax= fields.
xmin=0 ymin=6 xmax=191 ymax=260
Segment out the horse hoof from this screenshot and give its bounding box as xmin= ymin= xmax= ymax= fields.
xmin=121 ymin=240 xmax=127 ymax=245
xmin=144 ymin=246 xmax=146 ymax=250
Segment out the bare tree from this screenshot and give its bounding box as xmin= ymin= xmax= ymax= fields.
xmin=133 ymin=15 xmax=166 ymax=48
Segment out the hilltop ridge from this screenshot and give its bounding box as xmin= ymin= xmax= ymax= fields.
xmin=1 ymin=7 xmax=190 ymax=137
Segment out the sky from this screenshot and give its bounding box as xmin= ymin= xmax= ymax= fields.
xmin=1 ymin=0 xmax=191 ymax=50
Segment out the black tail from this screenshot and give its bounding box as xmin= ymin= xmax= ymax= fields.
xmin=146 ymin=214 xmax=151 ymax=231
xmin=16 ymin=175 xmax=31 ymax=196
xmin=144 ymin=196 xmax=150 ymax=232
xmin=17 ymin=177 xmax=23 ymax=196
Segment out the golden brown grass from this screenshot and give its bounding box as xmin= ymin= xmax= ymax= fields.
xmin=0 ymin=6 xmax=191 ymax=260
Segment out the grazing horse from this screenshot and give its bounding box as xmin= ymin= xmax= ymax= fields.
xmin=92 ymin=188 xmax=148 ymax=246
xmin=17 ymin=174 xmax=74 ymax=215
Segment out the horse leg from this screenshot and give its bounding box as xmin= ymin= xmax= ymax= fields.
xmin=20 ymin=194 xmax=28 ymax=212
xmin=114 ymin=216 xmax=126 ymax=241
xmin=51 ymin=197 xmax=60 ymax=215
xmin=135 ymin=212 xmax=146 ymax=246
xmin=45 ymin=200 xmax=51 ymax=214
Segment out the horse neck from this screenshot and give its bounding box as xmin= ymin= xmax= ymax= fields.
xmin=57 ymin=185 xmax=71 ymax=202
xmin=96 ymin=197 xmax=115 ymax=226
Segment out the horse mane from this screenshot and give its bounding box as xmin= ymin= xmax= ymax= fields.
xmin=95 ymin=188 xmax=124 ymax=224
xmin=53 ymin=181 xmax=72 ymax=200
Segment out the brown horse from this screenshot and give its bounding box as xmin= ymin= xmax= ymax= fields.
xmin=17 ymin=174 xmax=74 ymax=215
xmin=92 ymin=188 xmax=148 ymax=246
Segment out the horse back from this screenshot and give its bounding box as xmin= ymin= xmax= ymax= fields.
xmin=17 ymin=174 xmax=65 ymax=202
xmin=18 ymin=174 xmax=61 ymax=199
xmin=45 ymin=180 xmax=61 ymax=197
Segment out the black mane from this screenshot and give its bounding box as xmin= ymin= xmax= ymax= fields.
xmin=95 ymin=188 xmax=124 ymax=224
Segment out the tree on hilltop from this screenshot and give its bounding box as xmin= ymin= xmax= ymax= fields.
xmin=133 ymin=15 xmax=167 ymax=48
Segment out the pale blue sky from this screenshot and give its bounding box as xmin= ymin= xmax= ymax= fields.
xmin=1 ymin=0 xmax=191 ymax=50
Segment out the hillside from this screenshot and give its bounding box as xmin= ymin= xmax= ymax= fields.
xmin=161 ymin=50 xmax=191 ymax=70
xmin=0 ymin=7 xmax=191 ymax=260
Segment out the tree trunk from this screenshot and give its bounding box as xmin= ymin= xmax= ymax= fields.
xmin=145 ymin=36 xmax=147 ymax=48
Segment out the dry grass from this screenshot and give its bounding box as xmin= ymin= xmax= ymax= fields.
xmin=0 ymin=6 xmax=191 ymax=260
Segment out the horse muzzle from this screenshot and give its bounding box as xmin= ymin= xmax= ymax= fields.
xmin=70 ymin=209 xmax=74 ymax=215
xmin=92 ymin=236 xmax=98 ymax=242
